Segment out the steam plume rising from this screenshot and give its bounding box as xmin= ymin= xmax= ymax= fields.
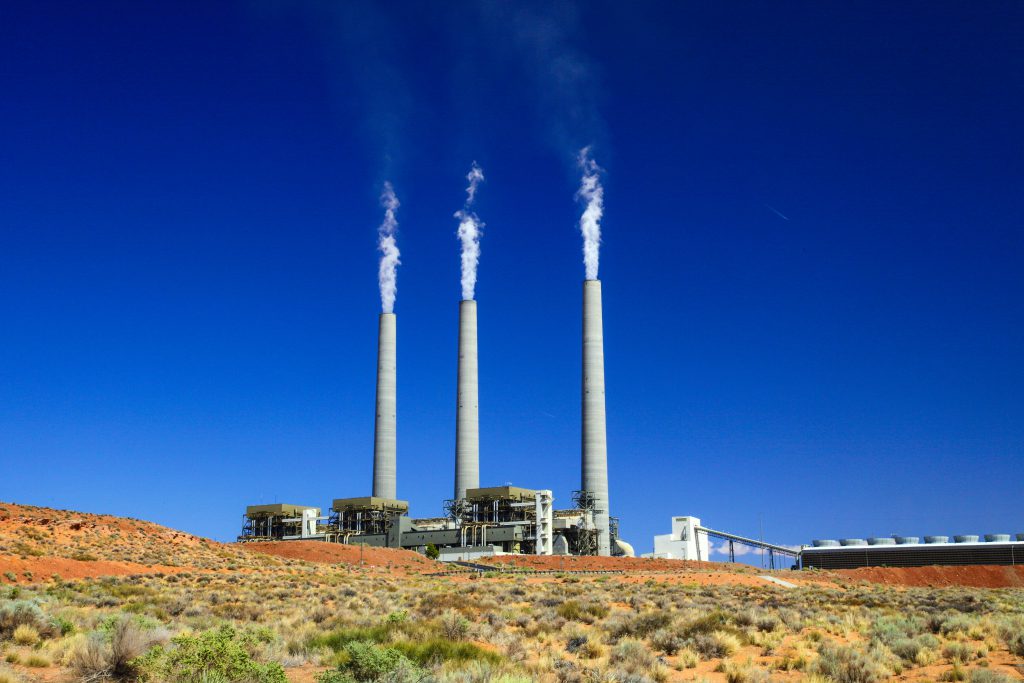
xmin=455 ymin=163 xmax=485 ymax=301
xmin=377 ymin=182 xmax=401 ymax=313
xmin=576 ymin=147 xmax=603 ymax=280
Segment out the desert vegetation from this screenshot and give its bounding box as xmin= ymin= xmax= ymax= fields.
xmin=0 ymin=563 xmax=1023 ymax=682
xmin=1 ymin=503 xmax=1023 ymax=682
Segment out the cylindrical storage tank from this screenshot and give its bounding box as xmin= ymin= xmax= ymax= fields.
xmin=813 ymin=539 xmax=839 ymax=547
xmin=869 ymin=537 xmax=895 ymax=545
xmin=985 ymin=534 xmax=1011 ymax=543
xmin=894 ymin=536 xmax=919 ymax=544
xmin=840 ymin=538 xmax=866 ymax=546
xmin=924 ymin=536 xmax=949 ymax=544
xmin=954 ymin=535 xmax=979 ymax=543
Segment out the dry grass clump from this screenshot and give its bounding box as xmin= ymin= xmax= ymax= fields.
xmin=716 ymin=657 xmax=771 ymax=683
xmin=70 ymin=616 xmax=168 ymax=681
xmin=10 ymin=626 xmax=37 ymax=647
xmin=609 ymin=638 xmax=669 ymax=681
xmin=691 ymin=630 xmax=741 ymax=659
xmin=22 ymin=653 xmax=49 ymax=668
xmin=811 ymin=641 xmax=894 ymax=683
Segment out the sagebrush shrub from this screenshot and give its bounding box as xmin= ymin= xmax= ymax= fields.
xmin=812 ymin=642 xmax=891 ymax=683
xmin=137 ymin=624 xmax=283 ymax=683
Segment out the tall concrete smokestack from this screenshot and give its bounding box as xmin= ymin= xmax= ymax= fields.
xmin=454 ymin=300 xmax=480 ymax=500
xmin=582 ymin=279 xmax=611 ymax=556
xmin=372 ymin=312 xmax=397 ymax=499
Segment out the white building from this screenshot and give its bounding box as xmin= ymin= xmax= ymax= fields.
xmin=642 ymin=516 xmax=710 ymax=560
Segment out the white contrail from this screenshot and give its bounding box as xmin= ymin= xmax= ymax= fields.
xmin=455 ymin=162 xmax=485 ymax=301
xmin=377 ymin=182 xmax=401 ymax=313
xmin=576 ymin=147 xmax=604 ymax=280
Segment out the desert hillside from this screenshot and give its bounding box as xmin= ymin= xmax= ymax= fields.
xmin=1 ymin=501 xmax=1023 ymax=683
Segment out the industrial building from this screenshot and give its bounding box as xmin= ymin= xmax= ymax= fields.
xmin=642 ymin=516 xmax=800 ymax=569
xmin=801 ymin=534 xmax=1024 ymax=569
xmin=239 ymin=280 xmax=631 ymax=559
xmin=641 ymin=518 xmax=1024 ymax=571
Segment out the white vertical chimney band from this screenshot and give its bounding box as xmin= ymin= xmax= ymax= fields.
xmin=454 ymin=300 xmax=480 ymax=500
xmin=582 ymin=279 xmax=611 ymax=556
xmin=373 ymin=312 xmax=397 ymax=499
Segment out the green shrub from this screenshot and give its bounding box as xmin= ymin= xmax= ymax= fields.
xmin=391 ymin=639 xmax=499 ymax=667
xmin=609 ymin=638 xmax=658 ymax=673
xmin=939 ymin=615 xmax=975 ymax=636
xmin=679 ymin=610 xmax=733 ymax=638
xmin=340 ymin=641 xmax=418 ymax=682
xmin=943 ymin=641 xmax=980 ymax=662
xmin=52 ymin=616 xmax=75 ymax=636
xmin=889 ymin=638 xmax=920 ymax=663
xmin=441 ymin=610 xmax=470 ymax=641
xmin=314 ymin=670 xmax=356 ymax=683
xmin=0 ymin=601 xmax=58 ymax=641
xmin=812 ymin=642 xmax=891 ymax=683
xmin=650 ymin=627 xmax=685 ymax=655
xmin=556 ymin=600 xmax=607 ymax=623
xmin=871 ymin=615 xmax=925 ymax=644
xmin=137 ymin=624 xmax=284 ymax=683
xmin=609 ymin=610 xmax=672 ymax=639
xmin=311 ymin=625 xmax=392 ymax=651
xmin=692 ymin=631 xmax=740 ymax=659
xmin=424 ymin=544 xmax=439 ymax=560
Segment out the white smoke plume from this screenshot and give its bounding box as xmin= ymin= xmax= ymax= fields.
xmin=377 ymin=182 xmax=401 ymax=313
xmin=576 ymin=146 xmax=603 ymax=280
xmin=455 ymin=162 xmax=485 ymax=301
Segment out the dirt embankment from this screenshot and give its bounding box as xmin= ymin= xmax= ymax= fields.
xmin=0 ymin=501 xmax=248 ymax=572
xmin=837 ymin=564 xmax=1024 ymax=588
xmin=236 ymin=540 xmax=439 ymax=572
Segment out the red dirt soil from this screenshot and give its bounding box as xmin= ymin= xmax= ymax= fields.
xmin=0 ymin=555 xmax=187 ymax=584
xmin=236 ymin=541 xmax=439 ymax=572
xmin=837 ymin=564 xmax=1024 ymax=588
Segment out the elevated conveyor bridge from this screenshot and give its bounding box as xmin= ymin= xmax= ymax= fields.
xmin=695 ymin=526 xmax=800 ymax=569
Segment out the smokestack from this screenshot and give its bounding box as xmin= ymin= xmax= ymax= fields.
xmin=454 ymin=300 xmax=480 ymax=500
xmin=582 ymin=279 xmax=611 ymax=556
xmin=372 ymin=312 xmax=397 ymax=499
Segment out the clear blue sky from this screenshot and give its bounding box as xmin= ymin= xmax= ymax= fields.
xmin=2 ymin=2 xmax=1022 ymax=555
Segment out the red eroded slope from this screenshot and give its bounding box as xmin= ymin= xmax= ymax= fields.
xmin=837 ymin=565 xmax=1024 ymax=588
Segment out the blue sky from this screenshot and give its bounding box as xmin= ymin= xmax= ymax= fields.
xmin=1 ymin=2 xmax=1022 ymax=556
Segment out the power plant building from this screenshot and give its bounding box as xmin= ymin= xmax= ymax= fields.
xmin=801 ymin=534 xmax=1024 ymax=569
xmin=239 ymin=283 xmax=628 ymax=559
